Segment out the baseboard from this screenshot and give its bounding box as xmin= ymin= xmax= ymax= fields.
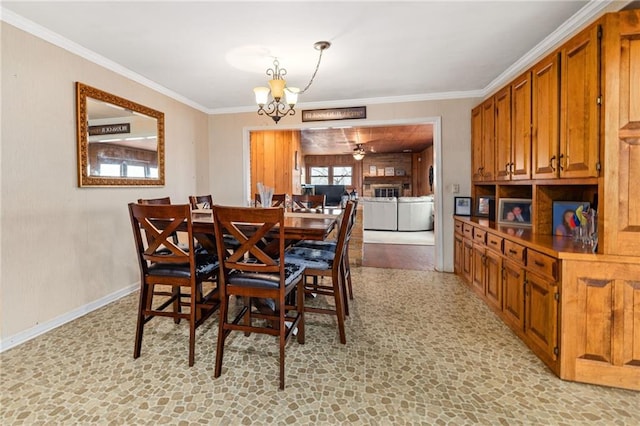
xmin=0 ymin=283 xmax=138 ymax=352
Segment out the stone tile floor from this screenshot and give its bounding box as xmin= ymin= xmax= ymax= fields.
xmin=1 ymin=267 xmax=638 ymax=425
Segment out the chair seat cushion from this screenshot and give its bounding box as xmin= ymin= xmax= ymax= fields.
xmin=285 ymin=247 xmax=334 ymax=270
xmin=228 ymin=261 xmax=305 ymax=289
xmin=148 ymin=251 xmax=219 ymax=278
xmin=293 ymin=240 xmax=337 ymax=252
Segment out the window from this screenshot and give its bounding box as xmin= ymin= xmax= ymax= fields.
xmin=310 ymin=166 xmax=329 ymax=185
xmin=332 ymin=166 xmax=352 ymax=185
xmin=308 ymin=165 xmax=352 ymax=186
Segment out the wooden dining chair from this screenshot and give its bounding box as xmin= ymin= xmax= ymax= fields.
xmin=291 ymin=194 xmax=326 ymax=212
xmin=285 ymin=201 xmax=354 ymax=344
xmin=188 ymin=194 xmax=213 ymax=209
xmin=128 ymin=203 xmax=220 ymax=366
xmin=293 ymin=200 xmax=358 ymax=306
xmin=254 ymin=193 xmax=287 ymax=207
xmin=211 ymin=205 xmax=305 ymax=390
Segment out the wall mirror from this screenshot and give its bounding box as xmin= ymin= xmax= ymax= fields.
xmin=76 ymin=82 xmax=165 ymax=187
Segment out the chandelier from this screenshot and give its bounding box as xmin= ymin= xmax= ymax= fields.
xmin=353 ymin=144 xmax=366 ymax=161
xmin=254 ymin=41 xmax=331 ymax=124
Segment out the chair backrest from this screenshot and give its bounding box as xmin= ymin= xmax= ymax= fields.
xmin=189 ymin=194 xmax=213 ymax=209
xmin=332 ymin=201 xmax=355 ymax=271
xmin=138 ymin=196 xmax=172 ymax=205
xmin=212 ymin=206 xmax=286 ymax=283
xmin=254 ymin=193 xmax=286 ymax=208
xmin=128 ymin=203 xmax=195 ymax=275
xmin=291 ymin=194 xmax=326 ymax=212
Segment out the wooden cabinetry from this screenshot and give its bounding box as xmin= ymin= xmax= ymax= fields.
xmin=460 ymin=9 xmax=640 ymax=391
xmin=510 ymin=71 xmax=532 ymax=180
xmin=494 ymin=87 xmax=512 ymax=181
xmin=532 ymin=51 xmax=560 ymax=179
xmin=502 ymin=258 xmax=525 ymax=331
xmin=471 ymin=99 xmax=495 ymax=181
xmin=561 ymin=258 xmax=640 ymax=391
xmin=559 ymin=23 xmax=601 ymax=178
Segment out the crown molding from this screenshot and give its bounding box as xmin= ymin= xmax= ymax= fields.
xmin=482 ymin=0 xmax=629 ymax=97
xmin=1 ymin=7 xmax=210 ymax=114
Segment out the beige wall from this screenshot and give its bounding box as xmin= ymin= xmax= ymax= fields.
xmin=1 ymin=20 xmax=478 ymax=348
xmin=0 ymin=23 xmax=209 ymax=346
xmin=208 ymin=98 xmax=479 ymax=272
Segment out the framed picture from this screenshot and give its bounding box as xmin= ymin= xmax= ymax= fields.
xmin=384 ymin=166 xmax=395 ymax=176
xmin=552 ymin=201 xmax=590 ymax=236
xmin=454 ymin=196 xmax=472 ymax=216
xmin=475 ymin=195 xmax=495 ymax=217
xmin=498 ymin=198 xmax=532 ymax=226
xmin=369 ymin=165 xmax=377 ymax=176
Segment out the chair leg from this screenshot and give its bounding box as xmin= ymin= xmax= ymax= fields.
xmin=133 ymin=282 xmax=149 ymax=359
xmin=172 ymin=286 xmax=181 ymax=324
xmin=214 ymin=294 xmax=229 ymax=379
xmin=332 ymin=271 xmax=347 ymax=344
xmin=188 ymin=285 xmax=197 ymax=367
xmin=296 ymin=280 xmax=305 ymax=345
xmin=345 ymin=250 xmax=354 ymax=300
xmin=340 ymin=260 xmax=350 ymax=317
xmin=279 ymin=301 xmax=286 ymax=390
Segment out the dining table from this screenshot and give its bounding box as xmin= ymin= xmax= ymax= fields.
xmin=189 ymin=208 xmax=341 ymax=254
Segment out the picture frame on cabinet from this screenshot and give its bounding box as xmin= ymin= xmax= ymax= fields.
xmin=498 ymin=198 xmax=532 ymax=226
xmin=552 ymin=201 xmax=590 ymax=236
xmin=454 ymin=196 xmax=472 ymax=216
xmin=475 ymin=195 xmax=495 ymax=218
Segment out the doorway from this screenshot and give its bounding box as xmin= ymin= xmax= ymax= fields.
xmin=245 ymin=116 xmax=444 ymax=271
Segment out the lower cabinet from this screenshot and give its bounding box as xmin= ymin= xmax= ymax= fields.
xmin=502 ymin=259 xmax=525 ymax=331
xmin=454 ymin=233 xmax=463 ymax=274
xmin=453 ymin=217 xmax=640 ymax=391
xmin=525 ymin=271 xmax=559 ymax=364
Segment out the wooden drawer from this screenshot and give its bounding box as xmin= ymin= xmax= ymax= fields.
xmin=455 ymin=220 xmax=463 ymax=235
xmin=486 ymin=232 xmax=503 ymax=253
xmin=473 ymin=228 xmax=487 ymax=244
xmin=463 ymin=223 xmax=473 ymax=239
xmin=527 ymin=250 xmax=558 ymax=280
xmin=504 ymin=240 xmax=526 ymax=264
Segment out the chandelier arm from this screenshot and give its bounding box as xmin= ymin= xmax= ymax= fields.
xmin=297 ymin=47 xmax=325 ymax=95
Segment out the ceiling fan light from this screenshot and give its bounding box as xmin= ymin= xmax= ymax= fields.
xmin=353 ymin=143 xmax=365 ymax=160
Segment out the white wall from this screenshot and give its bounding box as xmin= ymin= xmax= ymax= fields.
xmin=0 ymin=22 xmax=209 ymax=348
xmin=208 ymin=97 xmax=479 ymax=272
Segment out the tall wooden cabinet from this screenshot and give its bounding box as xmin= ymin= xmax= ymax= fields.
xmin=460 ymin=9 xmax=640 ymax=391
xmin=471 ymin=99 xmax=496 ymax=182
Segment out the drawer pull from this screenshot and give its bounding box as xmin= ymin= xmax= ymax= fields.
xmin=508 ymin=249 xmax=518 ymax=255
xmin=490 ymin=241 xmax=498 ymax=245
xmin=534 ymin=260 xmax=545 ymax=267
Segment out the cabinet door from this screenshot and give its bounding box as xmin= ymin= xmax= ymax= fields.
xmin=481 ymin=98 xmax=495 ymax=181
xmin=472 ymin=243 xmax=486 ymax=296
xmin=532 ymin=52 xmax=560 ymax=179
xmin=471 ymin=105 xmax=484 ymax=182
xmin=485 ymin=249 xmax=503 ymax=310
xmin=511 ymin=71 xmax=532 ymax=180
xmin=502 ymin=259 xmax=525 ymax=331
xmin=560 ymin=24 xmax=600 ymax=178
xmin=454 ymin=233 xmax=463 ymax=275
xmin=462 ymin=239 xmax=473 ymax=284
xmin=603 ymin=10 xmax=640 ymax=257
xmin=525 ymin=271 xmax=558 ymax=361
xmin=562 ymin=259 xmax=640 ymax=391
xmin=494 ymin=87 xmax=512 ymax=181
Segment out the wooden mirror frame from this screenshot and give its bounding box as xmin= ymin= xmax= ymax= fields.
xmin=76 ymin=82 xmax=165 ymax=187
